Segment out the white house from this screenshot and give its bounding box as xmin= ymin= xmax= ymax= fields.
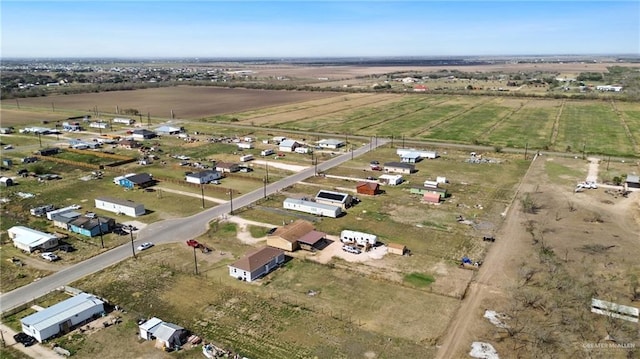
xmin=228 ymin=246 xmax=285 ymax=282
xmin=94 ymin=197 xmax=145 ymax=217
xmin=378 ymin=174 xmax=404 ymax=186
xmin=317 ymin=139 xmax=345 ymax=149
xmin=21 ymin=293 xmax=105 ymax=343
xmin=46 ymin=206 xmax=79 ymax=220
xmin=294 ymin=146 xmax=311 ymax=154
xmin=113 ymin=173 xmax=136 ymax=185
xmin=185 ymin=170 xmax=222 ymax=184
xmin=279 ymin=139 xmax=300 ymax=152
xmin=260 ymin=149 xmax=275 ymax=156
xmin=340 ymin=230 xmax=378 ymax=246
xmin=400 ymin=152 xmax=421 ymax=163
xmin=155 ymin=125 xmax=182 ymax=135
xmin=8 ymin=226 xmax=59 ymax=252
xmin=283 ymin=198 xmax=342 ymax=218
xmin=153 ymin=322 xmax=186 ymax=349
xmin=89 ymin=122 xmax=109 ymax=129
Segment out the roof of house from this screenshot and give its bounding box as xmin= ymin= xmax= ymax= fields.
xmin=423 ymin=193 xmax=441 ymax=202
xmin=123 ymin=173 xmax=153 ymax=184
xmin=356 ymin=182 xmax=379 ymax=190
xmin=139 ymin=317 xmax=163 ymax=333
xmin=271 ymin=220 xmax=316 ymax=243
xmin=400 ymin=152 xmax=421 ymax=159
xmin=297 ymin=230 xmax=326 ymax=246
xmin=8 ymin=226 xmax=57 ymax=247
xmin=283 ymin=198 xmax=341 ymax=212
xmin=384 ymin=162 xmax=415 ymax=169
xmin=21 ymin=293 xmax=104 ymax=331
xmin=70 ymin=216 xmax=111 ymax=230
xmin=627 ymin=174 xmax=640 ymax=184
xmin=95 ymin=196 xmax=142 ymax=208
xmin=315 ymin=190 xmax=350 ymax=202
xmin=153 ymin=322 xmax=184 ymax=342
xmin=187 ymin=170 xmax=219 ymax=179
xmin=155 ymin=125 xmax=181 ymax=133
xmin=230 ymin=246 xmax=284 ymax=272
xmin=51 ymin=211 xmax=81 ymax=223
xmin=216 ymin=162 xmax=238 ymax=169
xmin=132 ymin=129 xmax=155 ymax=135
xmin=279 ymin=139 xmax=299 ymax=147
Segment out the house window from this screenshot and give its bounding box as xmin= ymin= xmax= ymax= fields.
xmin=233 ymin=268 xmax=237 ymax=273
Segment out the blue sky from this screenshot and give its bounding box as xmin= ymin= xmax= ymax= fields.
xmin=1 ymin=1 xmax=638 ymax=58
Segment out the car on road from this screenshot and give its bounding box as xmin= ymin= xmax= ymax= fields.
xmin=41 ymin=252 xmax=59 ymax=261
xmin=4 ymin=144 xmax=14 ymax=150
xmin=136 ymin=242 xmax=154 ymax=251
xmin=342 ymin=245 xmax=361 ymax=254
xmin=13 ymin=332 xmax=36 ymax=347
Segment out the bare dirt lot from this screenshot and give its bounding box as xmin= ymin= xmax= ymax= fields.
xmin=437 ymin=155 xmax=640 ymax=358
xmin=4 ymin=86 xmax=340 ymax=121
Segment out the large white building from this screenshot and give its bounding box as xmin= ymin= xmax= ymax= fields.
xmin=21 ymin=293 xmax=105 ymax=343
xmin=340 ymin=230 xmax=378 ymax=246
xmin=185 ymin=170 xmax=222 ymax=184
xmin=283 ymin=198 xmax=342 ymax=218
xmin=95 ymin=197 xmax=145 ymax=217
xmin=8 ymin=226 xmax=59 ymax=253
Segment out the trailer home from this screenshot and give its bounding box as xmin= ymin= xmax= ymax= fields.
xmin=340 ymin=230 xmax=378 ymax=246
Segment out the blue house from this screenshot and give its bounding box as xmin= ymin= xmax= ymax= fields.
xmin=69 ymin=216 xmax=114 ymax=237
xmin=118 ymin=173 xmax=154 ymax=189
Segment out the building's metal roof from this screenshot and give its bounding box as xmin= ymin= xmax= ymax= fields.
xmin=8 ymin=226 xmax=57 ymax=247
xmin=627 ymin=174 xmax=640 ymax=184
xmin=283 ymin=198 xmax=341 ymax=211
xmin=21 ymin=293 xmax=104 ymax=331
xmin=95 ymin=196 xmax=142 ymax=208
xmin=139 ymin=317 xmax=163 ymax=333
xmin=315 ymin=190 xmax=349 ymax=202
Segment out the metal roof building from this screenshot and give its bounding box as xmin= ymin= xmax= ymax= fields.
xmin=8 ymin=226 xmax=59 ymax=253
xmin=21 ymin=293 xmax=105 ymax=343
xmin=283 ymin=198 xmax=342 ymax=218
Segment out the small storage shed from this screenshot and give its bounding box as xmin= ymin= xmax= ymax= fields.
xmin=378 ymin=174 xmax=403 ymax=186
xmin=423 ymin=192 xmax=441 ymax=203
xmin=356 ymin=181 xmax=380 ymax=196
xmin=21 ymin=293 xmax=105 ymax=343
xmin=278 ymin=139 xmax=300 ymax=152
xmin=153 ymin=322 xmax=186 ymax=349
xmin=627 ymin=174 xmax=640 ymax=189
xmin=387 ymin=243 xmax=407 ymax=255
xmin=139 ymin=317 xmax=163 ymax=340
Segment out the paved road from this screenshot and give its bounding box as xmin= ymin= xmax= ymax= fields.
xmin=0 ymin=139 xmax=388 ymax=313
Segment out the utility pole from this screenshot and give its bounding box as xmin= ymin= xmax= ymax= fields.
xmin=37 ymin=132 xmax=42 ymax=148
xmin=582 ymin=142 xmax=586 ymax=159
xmin=98 ymin=220 xmax=105 ymax=248
xmin=524 ymin=142 xmax=528 ymax=160
xmin=263 ymin=177 xmax=267 ymax=198
xmin=128 ymin=226 xmax=137 ymax=260
xmin=607 ymin=156 xmax=611 ymax=171
xmin=147 ymin=112 xmax=151 ymax=127
xmin=228 ymin=190 xmax=234 ymax=215
xmin=201 ymin=184 xmax=205 ymax=209
xmin=51 ymin=102 xmax=55 ymax=112
xmin=15 ymin=99 xmax=20 ymax=109
xmin=265 ymin=162 xmax=269 ymax=182
xmin=193 ymin=246 xmax=199 ymax=275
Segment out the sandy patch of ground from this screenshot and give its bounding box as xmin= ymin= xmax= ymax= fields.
xmin=224 ymin=215 xmax=276 ymax=245
xmin=252 ymin=159 xmax=308 ymax=172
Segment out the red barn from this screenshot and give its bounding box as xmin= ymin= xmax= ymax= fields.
xmin=356 ymin=181 xmax=380 ymax=196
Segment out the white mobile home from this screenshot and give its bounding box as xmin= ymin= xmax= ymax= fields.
xmin=46 ymin=206 xmax=79 ymax=220
xmin=283 ymin=198 xmax=342 ymax=218
xmin=237 ymin=142 xmax=254 ymax=150
xmin=113 ymin=117 xmax=134 ymax=125
xmin=378 ymin=174 xmax=404 ymax=186
xmin=340 ymin=230 xmax=378 ymax=246
xmin=240 ymin=154 xmax=254 ymax=162
xmin=396 ymin=148 xmax=438 ymax=159
xmin=260 ymin=149 xmax=275 ymax=156
xmin=317 ymin=139 xmax=345 ymax=149
xmin=95 ymin=197 xmax=145 ymax=217
xmin=21 ymin=293 xmax=105 ymax=343
xmin=185 ymin=170 xmax=221 ymax=184
xmin=8 ymin=226 xmax=59 ymax=252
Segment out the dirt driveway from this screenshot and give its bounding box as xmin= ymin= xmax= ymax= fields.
xmin=0 ymin=324 xmax=60 ymax=359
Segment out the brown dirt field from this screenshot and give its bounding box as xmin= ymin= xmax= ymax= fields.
xmin=237 ymin=62 xmax=638 ymax=80
xmin=436 ymin=155 xmax=640 ymax=358
xmin=5 ymin=87 xmax=341 ymax=120
xmin=0 ymin=108 xmax=70 ymax=126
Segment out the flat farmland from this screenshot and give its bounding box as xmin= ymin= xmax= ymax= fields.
xmin=485 ymin=99 xmax=560 ymax=149
xmin=3 ymin=87 xmax=340 ymax=120
xmin=556 ymin=101 xmax=635 ymax=156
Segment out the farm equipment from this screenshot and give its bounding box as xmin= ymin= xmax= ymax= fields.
xmin=186 ymin=239 xmax=211 ymax=253
xmin=461 ymin=256 xmax=482 ymax=270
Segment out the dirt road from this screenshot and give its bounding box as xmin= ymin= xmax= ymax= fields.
xmin=436 ymin=155 xmax=542 ymax=358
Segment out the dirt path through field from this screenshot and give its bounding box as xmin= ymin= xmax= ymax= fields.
xmin=436 ymin=154 xmax=542 ymax=358
xmin=586 ymin=157 xmax=599 ymax=182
